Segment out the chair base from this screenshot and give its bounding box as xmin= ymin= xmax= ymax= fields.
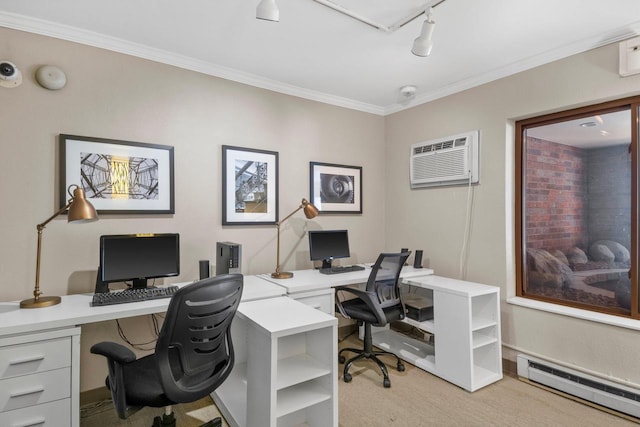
xmin=151 ymin=411 xmax=222 ymax=427
xmin=339 ymin=323 xmax=405 ymax=388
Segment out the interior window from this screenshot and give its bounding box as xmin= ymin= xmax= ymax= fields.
xmin=516 ymin=98 xmax=639 ymax=318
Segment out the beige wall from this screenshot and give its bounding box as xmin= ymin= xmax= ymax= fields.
xmin=385 ymin=43 xmax=640 ymax=385
xmin=0 ymin=27 xmax=385 ymax=390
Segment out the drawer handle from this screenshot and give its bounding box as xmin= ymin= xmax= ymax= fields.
xmin=13 ymin=417 xmax=45 ymax=427
xmin=10 ymin=386 xmax=45 ymax=398
xmin=8 ymin=355 xmax=45 ymax=365
xmin=311 ymin=304 xmax=322 ymax=309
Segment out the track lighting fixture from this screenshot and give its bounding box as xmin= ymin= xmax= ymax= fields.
xmin=256 ymin=0 xmax=446 ymax=57
xmin=256 ymin=0 xmax=279 ymax=22
xmin=412 ymin=8 xmax=436 ymax=57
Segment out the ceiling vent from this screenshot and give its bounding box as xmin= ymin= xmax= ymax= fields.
xmin=410 ymin=130 xmax=479 ymax=188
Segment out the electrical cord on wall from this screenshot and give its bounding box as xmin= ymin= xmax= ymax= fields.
xmin=115 ymin=313 xmax=162 ymax=351
xmin=458 ymin=172 xmax=475 ymax=280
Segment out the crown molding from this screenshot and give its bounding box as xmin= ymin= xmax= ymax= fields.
xmin=0 ymin=12 xmax=386 ymax=116
xmin=384 ymin=21 xmax=640 ymax=115
xmin=3 ymin=12 xmax=639 ymax=117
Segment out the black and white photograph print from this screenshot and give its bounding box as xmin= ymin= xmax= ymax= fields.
xmin=59 ymin=134 xmax=175 ymax=214
xmin=222 ymin=145 xmax=279 ymax=225
xmin=310 ymin=162 xmax=362 ymax=214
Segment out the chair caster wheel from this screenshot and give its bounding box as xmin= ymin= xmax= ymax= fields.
xmin=397 ymin=361 xmax=405 ymax=372
xmin=383 ymin=378 xmax=391 ymax=388
xmin=344 ymin=373 xmax=352 ymax=383
xmin=339 ymin=355 xmax=345 ymax=364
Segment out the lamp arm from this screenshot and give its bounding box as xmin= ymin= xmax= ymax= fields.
xmin=37 ymin=201 xmax=72 ymax=231
xmin=276 ymin=204 xmax=304 ymax=227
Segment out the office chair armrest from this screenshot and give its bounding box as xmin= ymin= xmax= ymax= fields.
xmin=90 ymin=342 xmax=137 ymax=364
xmin=335 ymin=285 xmax=386 ymax=324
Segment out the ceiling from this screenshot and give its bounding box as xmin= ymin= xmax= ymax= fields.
xmin=1 ymin=0 xmax=640 ymax=115
xmin=526 ymin=110 xmax=631 ymax=148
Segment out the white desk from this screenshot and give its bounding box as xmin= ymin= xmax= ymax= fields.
xmin=0 ymin=275 xmax=334 ymax=427
xmin=259 ymin=265 xmax=434 ymax=315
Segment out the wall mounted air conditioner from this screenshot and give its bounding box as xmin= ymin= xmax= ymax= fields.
xmin=410 ymin=130 xmax=479 ymax=189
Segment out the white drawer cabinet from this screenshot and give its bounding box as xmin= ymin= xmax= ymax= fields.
xmin=0 ymin=328 xmax=80 ymax=427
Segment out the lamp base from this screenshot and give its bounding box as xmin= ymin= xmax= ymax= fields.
xmin=271 ymin=271 xmax=294 ymax=279
xmin=20 ymin=295 xmax=61 ymax=309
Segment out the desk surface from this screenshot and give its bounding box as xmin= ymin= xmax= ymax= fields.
xmin=0 ymin=275 xmax=286 ymax=337
xmin=404 ymin=275 xmax=499 ymax=296
xmin=259 ymin=265 xmax=434 ymax=293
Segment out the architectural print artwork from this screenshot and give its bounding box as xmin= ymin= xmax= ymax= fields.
xmin=222 ymin=145 xmax=279 ymax=225
xmin=59 ymin=135 xmax=175 ymax=214
xmin=81 ymin=153 xmax=159 ymax=201
xmin=234 ymin=159 xmax=268 ymax=214
xmin=310 ymin=162 xmax=362 ymax=214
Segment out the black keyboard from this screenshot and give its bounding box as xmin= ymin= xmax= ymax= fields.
xmin=319 ymin=265 xmax=366 ymax=275
xmin=91 ymin=286 xmax=179 ymax=307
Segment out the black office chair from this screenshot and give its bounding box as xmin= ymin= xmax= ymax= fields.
xmin=335 ymin=252 xmax=410 ymax=388
xmin=90 ymin=274 xmax=243 ymax=427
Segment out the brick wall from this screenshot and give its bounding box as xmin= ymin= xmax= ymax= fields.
xmin=525 ymin=136 xmax=588 ymax=251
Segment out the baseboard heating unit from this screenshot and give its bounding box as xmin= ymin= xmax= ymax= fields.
xmin=517 ymin=354 xmax=640 ymax=420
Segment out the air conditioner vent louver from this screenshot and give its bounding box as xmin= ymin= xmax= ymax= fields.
xmin=410 ymin=130 xmax=479 ymax=188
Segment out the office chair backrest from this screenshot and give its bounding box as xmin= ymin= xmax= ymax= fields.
xmin=155 ymin=274 xmax=243 ymax=403
xmin=366 ymin=252 xmax=411 ymax=310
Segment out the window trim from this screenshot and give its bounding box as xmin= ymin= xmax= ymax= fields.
xmin=515 ymin=96 xmax=640 ymax=319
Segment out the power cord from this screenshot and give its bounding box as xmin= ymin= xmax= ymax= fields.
xmin=458 ymin=172 xmax=475 ymax=280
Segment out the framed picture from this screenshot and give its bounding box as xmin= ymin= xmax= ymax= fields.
xmin=222 ymin=145 xmax=279 ymax=225
xmin=59 ymin=134 xmax=175 ymax=214
xmin=310 ymin=162 xmax=362 ymax=214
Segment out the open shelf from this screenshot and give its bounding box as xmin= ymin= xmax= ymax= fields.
xmin=277 ymin=354 xmax=331 ymax=390
xmin=277 ymin=382 xmax=332 ymax=418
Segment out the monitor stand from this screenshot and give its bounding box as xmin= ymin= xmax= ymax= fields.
xmin=132 ymin=278 xmax=148 ymax=289
xmin=321 ymin=258 xmax=333 ymax=269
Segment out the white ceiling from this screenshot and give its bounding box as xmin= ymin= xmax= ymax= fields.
xmin=1 ymin=0 xmax=640 ymax=115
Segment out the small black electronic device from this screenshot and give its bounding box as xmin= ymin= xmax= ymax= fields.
xmin=413 ymin=250 xmax=423 ymax=268
xmin=308 ymin=229 xmax=351 ymax=269
xmin=216 ymin=242 xmax=242 ymax=275
xmin=404 ymin=294 xmax=433 ymax=321
xmin=199 ymin=260 xmax=210 ymax=279
xmin=95 ymin=233 xmax=180 ymax=293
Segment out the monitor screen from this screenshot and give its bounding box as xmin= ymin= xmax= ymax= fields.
xmin=99 ymin=233 xmax=180 ymax=289
xmin=308 ymin=230 xmax=350 ymax=268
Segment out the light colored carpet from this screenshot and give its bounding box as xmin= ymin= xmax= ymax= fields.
xmin=81 ymin=333 xmax=638 ymax=426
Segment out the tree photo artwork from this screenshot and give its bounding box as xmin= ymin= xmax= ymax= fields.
xmin=222 ymin=145 xmax=279 ymax=225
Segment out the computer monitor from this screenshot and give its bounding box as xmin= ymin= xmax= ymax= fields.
xmin=308 ymin=230 xmax=350 ymax=269
xmin=96 ymin=233 xmax=180 ymax=291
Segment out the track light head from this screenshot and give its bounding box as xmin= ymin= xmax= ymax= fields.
xmin=411 ymin=13 xmax=435 ymax=57
xmin=256 ymin=0 xmax=279 ymax=22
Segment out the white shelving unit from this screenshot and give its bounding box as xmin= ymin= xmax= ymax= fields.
xmin=372 ymin=275 xmax=502 ymax=392
xmin=213 ymin=297 xmax=337 ymax=427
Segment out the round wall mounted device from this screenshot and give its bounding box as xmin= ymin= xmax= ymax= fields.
xmin=0 ymin=61 xmax=23 ymax=88
xmin=36 ymin=65 xmax=67 ymax=90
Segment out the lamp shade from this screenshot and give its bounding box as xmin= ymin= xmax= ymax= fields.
xmin=302 ymin=199 xmax=319 ymax=219
xmin=67 ymin=186 xmax=98 ymax=223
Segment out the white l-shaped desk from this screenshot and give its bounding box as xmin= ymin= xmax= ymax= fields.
xmin=0 ymin=266 xmax=503 ymax=427
xmin=262 ymin=266 xmax=503 ymax=393
xmin=0 ymin=275 xmax=337 ymax=427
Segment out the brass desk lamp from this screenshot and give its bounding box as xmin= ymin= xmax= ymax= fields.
xmin=21 ymin=184 xmax=98 ymax=308
xmin=272 ymin=198 xmax=318 ymax=279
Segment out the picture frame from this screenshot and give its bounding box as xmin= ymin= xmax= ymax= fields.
xmin=59 ymin=134 xmax=175 ymax=214
xmin=222 ymin=145 xmax=279 ymax=225
xmin=310 ymin=162 xmax=362 ymax=214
